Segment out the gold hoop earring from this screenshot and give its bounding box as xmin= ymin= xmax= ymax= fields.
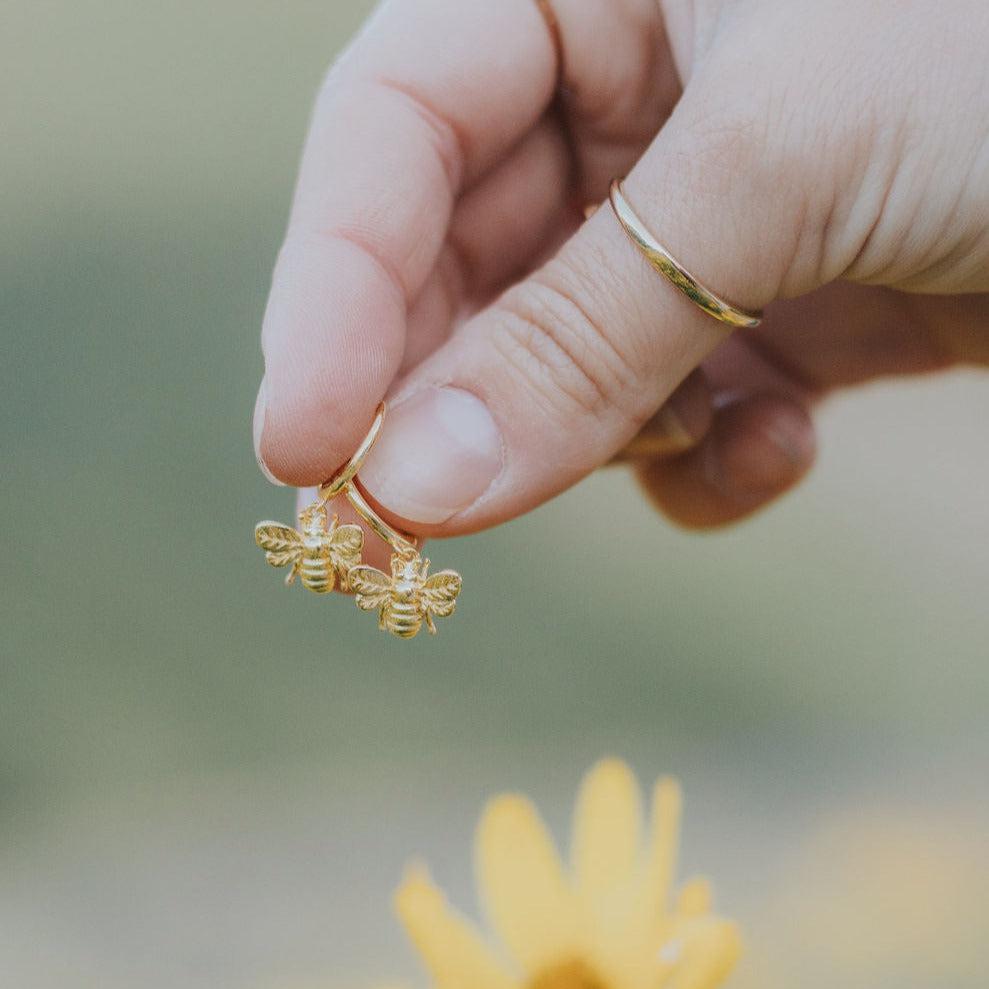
xmin=254 ymin=403 xmax=463 ymax=639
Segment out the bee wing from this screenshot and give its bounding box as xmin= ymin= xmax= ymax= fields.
xmin=348 ymin=565 xmax=394 ymax=611
xmin=421 ymin=570 xmax=463 ymax=618
xmin=325 ymin=523 xmax=364 ymax=569
xmin=255 ymin=522 xmax=303 ymax=568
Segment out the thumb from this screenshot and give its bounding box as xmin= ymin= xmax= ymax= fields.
xmin=358 ymin=80 xmax=810 ymax=535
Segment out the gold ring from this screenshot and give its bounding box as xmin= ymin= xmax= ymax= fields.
xmin=608 ymin=179 xmax=763 ymax=329
xmin=317 ymin=402 xmax=386 ymax=502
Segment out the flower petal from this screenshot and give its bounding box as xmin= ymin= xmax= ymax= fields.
xmin=394 ymin=864 xmax=515 ymax=989
xmin=475 ymin=794 xmax=581 ymax=973
xmin=676 ymin=877 xmax=712 ymax=917
xmin=571 ymin=759 xmax=643 ymax=903
xmin=644 ymin=777 xmax=682 ymax=919
xmin=668 ymin=919 xmax=743 ymax=989
xmin=588 ymin=776 xmax=686 ymax=988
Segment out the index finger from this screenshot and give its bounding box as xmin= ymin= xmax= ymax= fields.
xmin=255 ymin=0 xmax=559 ymax=485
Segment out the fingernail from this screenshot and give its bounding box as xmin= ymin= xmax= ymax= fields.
xmin=619 ymin=407 xmax=690 ymax=461
xmin=708 ymin=401 xmax=815 ymax=497
xmin=253 ymin=377 xmax=286 ymax=487
xmin=763 ymin=412 xmax=816 ymax=472
xmin=358 ymin=387 xmax=503 ymax=525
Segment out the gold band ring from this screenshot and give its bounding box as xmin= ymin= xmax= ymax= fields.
xmin=608 ymin=180 xmax=763 ymax=329
xmin=317 ymin=402 xmax=386 ymax=503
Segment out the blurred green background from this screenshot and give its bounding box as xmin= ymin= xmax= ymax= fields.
xmin=2 ymin=2 xmax=987 ymax=987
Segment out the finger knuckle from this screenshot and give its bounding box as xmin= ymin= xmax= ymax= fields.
xmin=667 ymin=81 xmax=822 ymax=297
xmin=492 ymin=265 xmax=644 ymax=424
xmin=677 ymin=96 xmax=777 ymax=196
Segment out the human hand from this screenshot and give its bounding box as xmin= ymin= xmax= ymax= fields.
xmin=253 ymin=0 xmax=989 ymax=534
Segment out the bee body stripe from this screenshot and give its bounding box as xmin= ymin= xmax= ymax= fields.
xmin=384 ymin=598 xmax=424 ymax=639
xmin=300 ymin=550 xmax=334 ymax=594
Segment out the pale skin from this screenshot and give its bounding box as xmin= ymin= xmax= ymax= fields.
xmin=254 ymin=0 xmax=989 ymax=540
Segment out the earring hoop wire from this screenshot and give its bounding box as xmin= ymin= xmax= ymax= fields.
xmin=344 ymin=483 xmax=419 ymax=557
xmin=316 ymin=401 xmax=419 ymax=556
xmin=318 ymin=402 xmax=386 ymax=503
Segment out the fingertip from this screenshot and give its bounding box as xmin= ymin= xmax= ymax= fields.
xmin=708 ymin=394 xmax=816 ymax=498
xmin=258 ymin=232 xmax=406 ymax=487
xmin=638 ymin=394 xmax=816 ymax=529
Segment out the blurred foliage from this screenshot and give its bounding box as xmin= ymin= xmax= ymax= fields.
xmin=1 ymin=2 xmax=987 ymax=987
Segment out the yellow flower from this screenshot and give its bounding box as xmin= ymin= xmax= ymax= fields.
xmin=394 ymin=760 xmax=741 ymax=989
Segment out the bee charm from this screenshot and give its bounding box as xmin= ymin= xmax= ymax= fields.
xmin=255 ymin=503 xmax=364 ymax=594
xmin=253 ymin=403 xmax=466 ymax=638
xmin=348 ymin=550 xmax=463 ymax=639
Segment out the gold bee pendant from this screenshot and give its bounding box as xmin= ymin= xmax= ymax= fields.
xmin=349 ymin=550 xmax=462 ymax=639
xmin=255 ymin=503 xmax=363 ymax=593
xmin=254 ymin=403 xmax=463 ymax=639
